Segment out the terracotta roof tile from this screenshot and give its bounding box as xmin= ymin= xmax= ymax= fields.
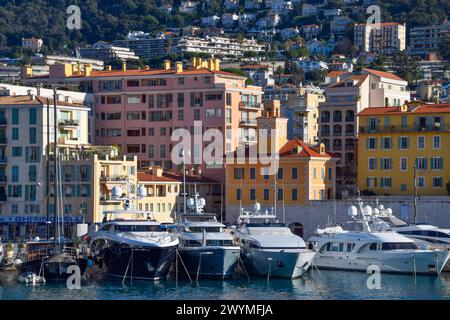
xmin=362 ymin=68 xmax=405 ymax=82
xmin=358 ymin=103 xmax=450 ymax=116
xmin=0 ymin=95 xmax=85 ymax=107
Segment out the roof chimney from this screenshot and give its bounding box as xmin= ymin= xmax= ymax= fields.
xmin=122 ymin=61 xmax=127 ymax=71
xmin=105 ymin=65 xmax=112 ymax=71
xmin=164 ymin=60 xmax=171 ymax=70
xmin=175 ymin=61 xmax=183 ymax=73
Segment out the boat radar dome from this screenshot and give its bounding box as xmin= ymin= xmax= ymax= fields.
xmin=187 ymin=198 xmax=195 ymax=209
xmin=373 ymin=208 xmax=380 ymax=214
xmin=363 ymin=205 xmax=373 ymax=216
xmin=378 ymin=204 xmax=384 ymax=210
xmin=111 ymin=186 xmax=123 ymax=199
xmin=137 ymin=185 xmax=147 ymax=197
xmin=386 ymin=208 xmax=393 ymax=214
xmin=348 ymin=206 xmax=358 ymax=217
xmin=198 ymin=198 xmax=206 ymax=207
xmin=254 ymin=202 xmax=261 ymax=212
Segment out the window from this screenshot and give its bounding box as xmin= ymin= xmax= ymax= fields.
xmin=277 ymin=168 xmax=283 ymax=180
xmin=226 ymin=93 xmax=232 ymax=106
xmin=127 ymin=95 xmax=141 ymax=104
xmin=400 ymin=158 xmax=408 ymax=171
xmin=433 ymin=136 xmax=441 ymax=149
xmin=126 ymin=80 xmax=140 ymax=87
xmin=234 ymin=168 xmax=245 ymax=179
xmin=160 ymin=127 xmax=167 ymax=136
xmin=250 ymin=167 xmax=256 ymax=179
xmin=99 ymin=80 xmax=122 ymax=91
xmin=381 ymin=158 xmax=392 ymax=171
xmin=367 ymin=137 xmax=376 ymax=150
xmin=401 ymin=116 xmax=408 ymax=128
xmin=431 ymin=157 xmax=443 ymax=170
xmin=313 ymin=168 xmax=317 ymax=179
xmin=416 ymin=157 xmax=427 ymax=170
xmin=194 ymin=109 xmax=200 ymax=120
xmin=29 ymin=108 xmax=37 ymax=125
xmin=12 ymin=147 xmax=22 ymax=157
xmin=177 ymin=93 xmax=184 ymax=108
xmin=106 ymin=96 xmax=121 ymax=104
xmin=382 ymin=137 xmax=391 ymax=149
xmin=417 ymin=176 xmax=425 ymax=188
xmin=148 ymin=145 xmax=154 ymax=158
xmin=236 ymin=189 xmax=242 ymax=201
xmin=417 ymin=136 xmax=425 ymax=149
xmin=399 ymin=136 xmax=409 ymax=150
xmin=141 ymin=78 xmax=166 ymax=86
xmin=160 ymin=144 xmax=166 ymax=158
xmin=277 ymin=188 xmax=283 ymax=201
xmin=127 ymin=144 xmax=140 ymax=153
xmin=148 ymin=128 xmax=155 ymax=136
xmin=25 ymin=147 xmax=40 ymax=162
xmin=433 ymin=177 xmax=443 ymax=188
xmin=369 ymin=118 xmax=377 ymax=132
xmin=401 ymin=184 xmax=407 ymax=191
xmin=250 ymin=189 xmax=256 ymax=200
xmin=263 ymin=189 xmax=269 ymax=201
xmin=12 ymin=127 xmax=19 ymax=140
xmin=127 ymin=112 xmax=141 ymax=120
xmin=226 ymin=109 xmax=232 ymax=124
xmin=291 ymin=188 xmax=298 ymax=201
xmin=204 ymin=76 xmax=212 ymax=84
xmin=291 ymin=168 xmax=298 ymax=179
xmin=368 ymin=158 xmax=377 ymax=171
xmin=366 ymin=177 xmax=377 ymax=188
xmin=12 ymin=108 xmax=20 ymax=125
xmin=11 ymin=166 xmax=19 ymax=182
xmin=381 ymin=177 xmax=392 ymax=188
xmin=178 ymin=77 xmax=184 ymax=85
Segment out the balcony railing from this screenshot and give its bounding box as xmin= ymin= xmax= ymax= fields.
xmin=239 ymin=101 xmax=261 ymax=110
xmin=59 ymin=119 xmax=79 ymax=128
xmin=359 ymin=124 xmax=450 ymax=134
xmin=99 ymin=194 xmax=122 ymax=203
xmin=239 ymin=118 xmax=258 ymax=126
xmin=100 ymin=175 xmax=129 ymax=182
xmin=0 ymin=157 xmax=6 ymax=164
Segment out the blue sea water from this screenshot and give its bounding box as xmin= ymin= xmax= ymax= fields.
xmin=1 ymin=270 xmax=450 ymax=300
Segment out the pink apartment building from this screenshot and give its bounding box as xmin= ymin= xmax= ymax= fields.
xmin=87 ymin=59 xmax=263 ymax=182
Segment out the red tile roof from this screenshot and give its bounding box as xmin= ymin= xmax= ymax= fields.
xmin=326 ymin=71 xmax=352 ymax=78
xmin=362 ymin=68 xmax=405 ymax=82
xmin=279 ymin=139 xmax=334 ymax=158
xmin=240 ymin=64 xmax=271 ymax=69
xmin=329 ymin=74 xmax=369 ymax=88
xmin=0 ymin=95 xmax=85 ymax=107
xmin=358 ymin=103 xmax=450 ymax=116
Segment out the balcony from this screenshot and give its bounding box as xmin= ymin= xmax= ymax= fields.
xmin=100 ymin=175 xmax=129 ymax=183
xmin=58 ymin=136 xmax=79 ymax=145
xmin=0 ymin=119 xmax=6 ymax=125
xmin=0 ymin=157 xmax=6 ymax=164
xmin=239 ymin=118 xmax=258 ymax=127
xmin=239 ymin=101 xmax=261 ymax=111
xmin=359 ymin=124 xmax=450 ymax=134
xmin=58 ymin=119 xmax=79 ymax=130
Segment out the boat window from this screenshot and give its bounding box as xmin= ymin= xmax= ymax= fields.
xmin=326 ymin=243 xmax=331 ymax=251
xmin=206 ymin=240 xmax=234 ymax=246
xmin=101 ymin=224 xmax=113 ymax=231
xmin=189 ymin=227 xmax=222 ymax=233
xmin=437 ymin=232 xmax=450 ymax=238
xmin=369 ymin=243 xmax=378 ymax=250
xmin=183 ymin=240 xmax=203 ymax=247
xmin=246 ymin=222 xmax=286 ymax=228
xmin=114 ymin=224 xmax=162 ymax=232
xmin=331 ymin=243 xmax=340 ymax=252
xmin=249 ymin=242 xmax=260 ymax=249
xmin=338 ymin=243 xmax=344 ymax=252
xmin=346 ymin=243 xmax=355 ymax=252
xmin=381 ymin=242 xmax=417 ymax=250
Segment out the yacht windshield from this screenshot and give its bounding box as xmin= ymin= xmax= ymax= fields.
xmin=114 ymin=225 xmax=162 ymax=232
xmin=245 ymin=222 xmax=286 ymax=227
xmin=189 ymin=227 xmax=222 ymax=233
xmin=381 ymin=242 xmax=417 ymax=250
xmin=378 ymin=216 xmax=408 ymax=227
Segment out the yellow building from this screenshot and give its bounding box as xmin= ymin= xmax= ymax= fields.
xmin=357 ymin=102 xmax=450 ymax=196
xmin=225 ymin=100 xmax=336 ymax=217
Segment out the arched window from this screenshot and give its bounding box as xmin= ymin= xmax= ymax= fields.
xmin=345 ymin=139 xmax=354 ymax=150
xmin=345 ymin=110 xmax=355 ymax=122
xmin=333 ymin=139 xmax=342 ymax=150
xmin=321 ymin=125 xmax=330 ymax=136
xmin=333 ymin=110 xmax=342 ymax=122
xmin=333 ymin=124 xmax=342 ymax=136
xmin=345 ymin=124 xmax=354 ymax=136
xmin=321 ymin=111 xmax=330 ymax=123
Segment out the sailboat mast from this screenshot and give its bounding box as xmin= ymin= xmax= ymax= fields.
xmin=46 ymin=98 xmax=50 ymax=240
xmin=53 ymin=89 xmax=58 ymax=248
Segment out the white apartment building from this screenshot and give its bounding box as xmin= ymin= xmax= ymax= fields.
xmin=354 ymin=22 xmax=406 ymax=55
xmin=176 ymin=36 xmax=264 ymax=58
xmin=22 ymin=38 xmax=43 ymax=52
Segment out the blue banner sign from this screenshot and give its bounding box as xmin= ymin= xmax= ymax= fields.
xmin=0 ymin=216 xmax=83 ymax=224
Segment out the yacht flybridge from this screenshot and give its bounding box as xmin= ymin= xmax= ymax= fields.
xmin=232 ymin=203 xmax=315 ymax=279
xmin=307 ymin=200 xmax=450 ymax=275
xmin=88 ymin=185 xmax=178 ymax=281
xmin=176 ymin=194 xmax=240 ymax=279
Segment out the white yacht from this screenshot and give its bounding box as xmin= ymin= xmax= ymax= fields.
xmin=307 ymin=203 xmax=450 ymax=275
xmin=232 ymin=204 xmax=315 ymax=279
xmin=369 ymin=204 xmax=450 ymax=248
xmin=176 ymin=194 xmax=240 ymax=279
xmin=88 ymin=186 xmax=179 ymax=280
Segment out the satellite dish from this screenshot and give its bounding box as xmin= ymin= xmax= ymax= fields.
xmin=348 ymin=206 xmax=357 ymax=217
xmin=363 ymin=205 xmax=373 ymax=216
xmin=111 ymin=186 xmax=123 ymax=199
xmin=137 ymin=185 xmax=147 ymax=197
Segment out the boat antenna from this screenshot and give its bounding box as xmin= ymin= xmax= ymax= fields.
xmin=413 ymin=165 xmax=418 ymax=224
xmin=52 ymin=87 xmax=58 ymax=250
xmin=46 ymin=98 xmax=50 ymax=240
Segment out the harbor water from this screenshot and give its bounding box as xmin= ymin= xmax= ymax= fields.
xmin=1 ymin=270 xmax=450 ymax=300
